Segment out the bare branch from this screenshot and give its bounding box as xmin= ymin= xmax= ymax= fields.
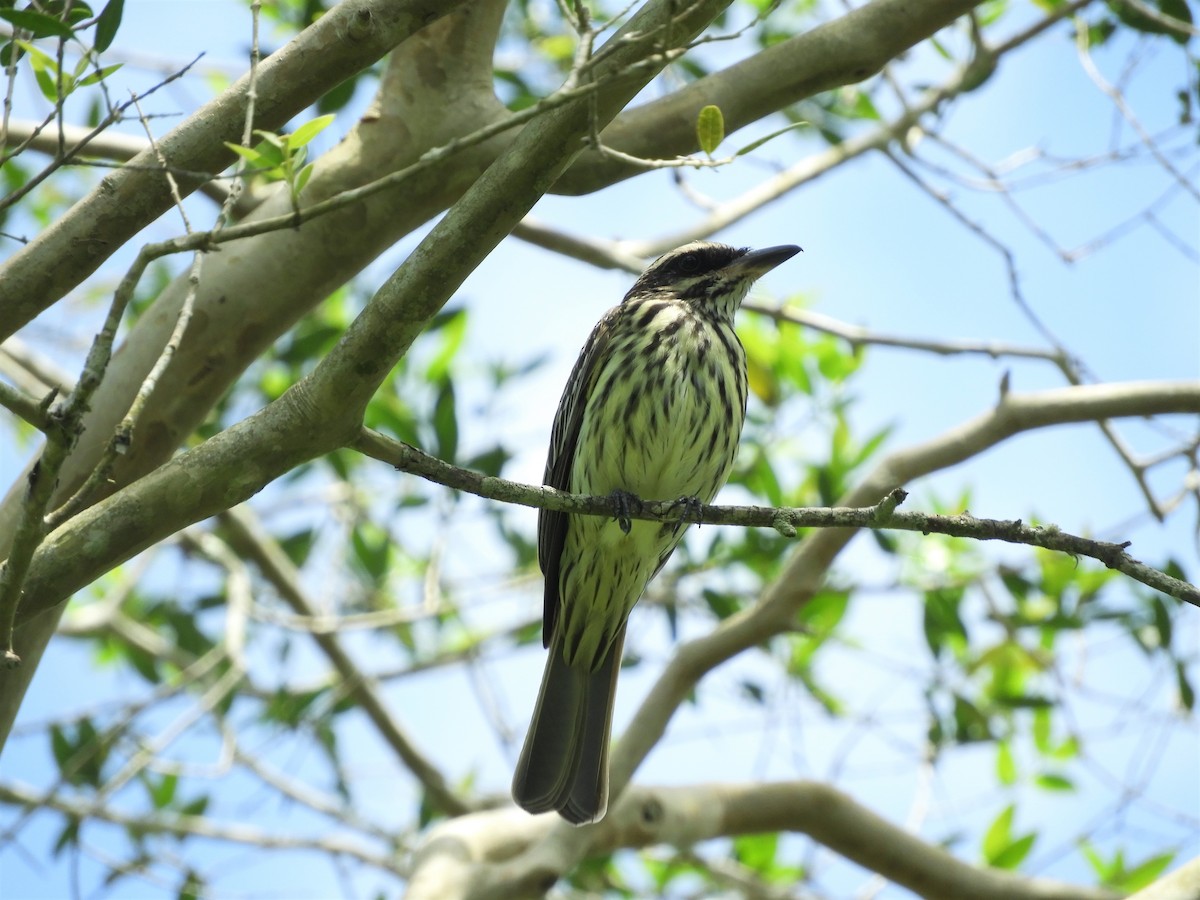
xmin=409 ymin=782 xmax=1119 ymax=900
xmin=0 ymin=781 xmax=398 ymax=872
xmin=0 ymin=379 xmax=49 ymax=431
xmin=744 ymin=302 xmax=1069 ymax=363
xmin=352 ymin=413 xmax=1200 ymax=607
xmin=220 ymin=504 xmax=473 ymax=817
xmin=1074 ymin=22 xmax=1200 ymax=204
xmin=554 ymin=0 xmax=985 ymax=195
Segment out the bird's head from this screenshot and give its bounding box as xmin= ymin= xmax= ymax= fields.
xmin=624 ymin=241 xmax=801 ymax=321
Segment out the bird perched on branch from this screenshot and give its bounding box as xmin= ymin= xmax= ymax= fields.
xmin=512 ymin=240 xmax=801 ymax=824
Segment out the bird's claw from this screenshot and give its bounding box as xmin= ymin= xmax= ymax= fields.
xmin=610 ymin=489 xmax=642 ymax=535
xmin=668 ymin=495 xmax=704 ymax=532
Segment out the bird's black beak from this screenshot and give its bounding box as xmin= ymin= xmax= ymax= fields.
xmin=727 ymin=244 xmax=802 ymax=279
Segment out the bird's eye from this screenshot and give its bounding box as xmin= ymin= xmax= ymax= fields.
xmin=677 ymin=253 xmax=701 ymax=274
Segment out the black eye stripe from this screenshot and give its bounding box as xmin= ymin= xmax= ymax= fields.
xmin=622 ymin=242 xmax=747 ymax=301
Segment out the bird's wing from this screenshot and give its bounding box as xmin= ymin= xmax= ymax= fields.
xmin=538 ymin=306 xmax=620 ymax=647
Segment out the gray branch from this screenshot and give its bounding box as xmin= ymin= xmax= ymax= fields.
xmin=352 ymin=424 xmax=1200 ymax=608
xmin=407 ymin=781 xmax=1119 ymax=900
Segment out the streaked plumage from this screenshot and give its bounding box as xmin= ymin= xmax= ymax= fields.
xmin=512 ymin=241 xmax=801 ymax=824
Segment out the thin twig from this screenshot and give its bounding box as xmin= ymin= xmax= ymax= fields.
xmin=744 ymin=303 xmax=1072 ymax=364
xmin=0 ymin=781 xmax=398 ymax=872
xmin=0 ymin=56 xmax=202 ymax=214
xmin=1075 ymin=21 xmax=1200 ymax=203
xmin=219 ymin=504 xmax=473 ymax=817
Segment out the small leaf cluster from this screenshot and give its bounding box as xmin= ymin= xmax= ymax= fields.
xmin=1 ymin=0 xmax=124 ymax=98
xmin=224 ymin=114 xmax=336 ymax=206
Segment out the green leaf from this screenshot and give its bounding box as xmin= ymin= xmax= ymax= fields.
xmin=733 ymin=832 xmax=778 ymax=872
xmin=432 ymin=379 xmax=458 ymax=463
xmin=953 ymin=694 xmax=993 ymax=743
xmin=0 ymin=42 xmax=24 ymax=67
xmin=1151 ymin=595 xmax=1172 ymax=649
xmin=0 ymin=8 xmax=75 ymax=38
xmin=996 ymin=741 xmax=1017 ymax=786
xmin=983 ymin=805 xmax=1037 ymax=870
xmin=178 ymin=869 xmax=204 ymax=900
xmin=982 ymin=804 xmax=1015 ymax=861
xmin=696 ymin=104 xmax=724 ymax=155
xmin=52 ymin=816 xmax=81 ymax=858
xmin=254 ymin=129 xmax=287 ymax=153
xmin=1114 ymin=852 xmax=1176 ymax=892
xmin=146 ymin=772 xmax=178 ymax=809
xmin=294 ymin=162 xmax=315 ymax=197
xmin=994 ymin=693 xmax=1054 ymax=709
xmin=1050 ymin=734 xmax=1080 ymax=760
xmin=15 ymin=40 xmax=62 ymax=102
xmin=77 ymin=62 xmax=122 ymax=87
xmin=37 ymin=0 xmax=93 ymax=24
xmin=992 ymin=833 xmax=1036 ymax=870
xmin=425 ymin=309 xmax=468 ymax=384
xmin=263 ymin=687 xmax=325 ymax=726
xmin=50 ymin=724 xmax=71 ymax=770
xmin=317 ymin=75 xmax=358 ymax=114
xmin=1176 ymin=660 xmax=1195 ymax=711
xmin=741 ymin=448 xmax=783 ymax=507
xmin=736 ymin=120 xmax=807 ymax=157
xmin=797 ymin=588 xmax=849 ymax=637
xmin=923 ymin=587 xmax=967 ymax=659
xmin=94 ymin=0 xmax=123 ymax=51
xmin=279 ymin=529 xmax=316 ymax=566
xmin=463 ymin=445 xmax=511 ymax=477
xmin=179 ymin=796 xmax=210 ymax=817
xmin=1034 ymin=772 xmax=1074 ymax=792
xmin=702 ymin=588 xmax=740 ymax=620
xmin=351 ymin=522 xmax=391 ymax=584
xmin=246 ymin=132 xmax=286 ymax=169
xmin=1109 ymin=0 xmax=1193 ymax=43
xmin=224 ymin=142 xmax=265 ymax=164
xmin=289 ymin=112 xmax=336 ymax=147
xmin=1080 ymin=841 xmax=1114 ymax=879
xmin=1032 ymin=706 xmax=1052 ymax=754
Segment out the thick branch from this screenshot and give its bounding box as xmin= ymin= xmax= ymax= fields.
xmin=0 ymin=0 xmax=467 ymax=341
xmin=0 ymin=0 xmax=737 ymax=752
xmin=554 ymin=0 xmax=983 ymax=194
xmin=409 ymin=782 xmax=1118 ymax=900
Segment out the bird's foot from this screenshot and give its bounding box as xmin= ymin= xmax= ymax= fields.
xmin=609 ymin=489 xmax=643 ymax=535
xmin=667 ymin=495 xmax=705 ymax=532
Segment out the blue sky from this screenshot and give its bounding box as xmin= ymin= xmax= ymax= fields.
xmin=1 ymin=1 xmax=1197 ymax=897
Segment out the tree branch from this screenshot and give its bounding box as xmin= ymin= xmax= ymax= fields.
xmin=0 ymin=781 xmax=398 ymax=873
xmin=408 ymin=782 xmax=1119 ymax=900
xmin=220 ymin=505 xmax=471 ymax=817
xmin=0 ymin=0 xmax=469 ymax=341
xmin=0 ymin=0 xmax=739 ymax=752
xmin=351 ymin=377 xmax=1200 ymax=607
xmin=554 ymin=0 xmax=984 ymax=195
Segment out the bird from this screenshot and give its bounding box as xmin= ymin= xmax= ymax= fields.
xmin=511 ymin=240 xmax=801 ymax=824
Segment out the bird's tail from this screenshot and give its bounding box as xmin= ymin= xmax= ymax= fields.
xmin=511 ymin=623 xmax=626 ymax=825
